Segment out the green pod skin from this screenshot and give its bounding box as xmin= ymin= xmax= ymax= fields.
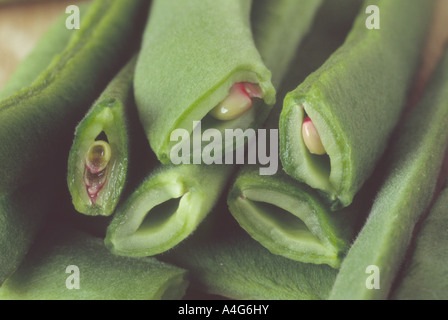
xmin=228 ymin=166 xmax=353 ymax=269
xmin=250 ymin=0 xmax=323 ymax=87
xmin=105 ymin=0 xmax=323 ymax=258
xmin=67 ymin=57 xmax=135 ymax=217
xmin=0 ymin=5 xmax=91 ymax=286
xmin=134 ymin=0 xmax=276 ymax=164
xmin=163 ymin=203 xmax=338 ymax=300
xmin=391 ymin=182 xmax=448 ymax=300
xmin=105 ymin=164 xmax=233 ymax=257
xmin=328 ymin=48 xmax=448 ymax=300
xmin=228 ymin=166 xmax=376 ymax=269
xmin=227 ymin=0 xmax=363 ymax=269
xmin=279 ymin=0 xmax=435 ymax=210
xmin=0 ymin=180 xmax=62 ymax=285
xmin=0 ymin=0 xmax=148 ymax=195
xmin=0 ymin=227 xmax=189 ymax=300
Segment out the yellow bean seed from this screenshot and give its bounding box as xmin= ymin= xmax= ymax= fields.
xmin=302 ymin=117 xmax=326 ymax=155
xmin=209 ymin=82 xmax=261 ymax=121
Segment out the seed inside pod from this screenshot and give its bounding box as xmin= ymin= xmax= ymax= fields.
xmin=84 ymin=140 xmax=112 ymax=203
xmin=86 ymin=141 xmax=111 ymax=173
xmin=209 ymin=82 xmax=262 ymax=120
xmin=302 ymin=116 xmax=326 ymax=155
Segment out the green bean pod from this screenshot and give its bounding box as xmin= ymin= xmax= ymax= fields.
xmin=227 ymin=0 xmax=363 ymax=269
xmin=279 ymin=0 xmax=435 ymax=210
xmin=0 ymin=227 xmax=189 ymax=300
xmin=391 ymin=181 xmax=448 ymax=300
xmin=0 ymin=0 xmax=146 ymax=285
xmin=0 ymin=0 xmax=147 ymax=195
xmin=106 ymin=0 xmax=323 ymax=257
xmin=134 ymin=0 xmax=277 ymax=164
xmin=105 ymin=164 xmax=233 ymax=257
xmin=328 ymin=47 xmax=448 ymax=300
xmin=163 ymin=202 xmax=338 ymax=300
xmin=228 ymin=167 xmax=356 ymax=269
xmin=250 ymin=0 xmax=323 ymax=87
xmin=0 ymin=4 xmax=89 ymax=286
xmin=0 ymin=180 xmax=62 ymax=285
xmin=67 ymin=57 xmax=136 ymax=217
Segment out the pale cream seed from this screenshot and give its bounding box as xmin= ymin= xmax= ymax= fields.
xmin=209 ymin=82 xmax=262 ymax=121
xmin=302 ymin=117 xmax=326 ymax=155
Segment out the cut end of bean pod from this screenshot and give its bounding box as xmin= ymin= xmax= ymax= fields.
xmin=209 ymin=82 xmax=262 ymax=121
xmin=302 ymin=116 xmax=326 ymax=156
xmin=84 ymin=140 xmax=112 ymax=204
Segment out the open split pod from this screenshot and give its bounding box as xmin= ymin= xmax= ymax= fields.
xmin=228 ymin=166 xmax=362 ymax=269
xmin=134 ymin=0 xmax=275 ymax=164
xmin=163 ymin=201 xmax=338 ymax=300
xmin=134 ymin=0 xmax=324 ymax=164
xmin=227 ymin=0 xmax=367 ymax=269
xmin=67 ymin=56 xmax=156 ymax=217
xmin=105 ymin=0 xmax=323 ymax=257
xmin=279 ymin=0 xmax=436 ymax=210
xmin=0 ymin=0 xmax=148 ymax=195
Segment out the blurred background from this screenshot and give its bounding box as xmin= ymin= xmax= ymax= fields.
xmin=0 ymin=0 xmax=88 ymax=88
